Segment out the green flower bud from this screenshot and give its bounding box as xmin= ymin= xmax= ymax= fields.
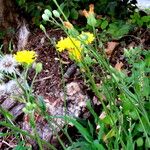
xmin=52 ymin=10 xmax=60 ymax=18
xmin=44 ymin=9 xmax=52 ymax=18
xmin=42 ymin=14 xmax=49 ymax=21
xmin=87 ymin=15 xmax=97 ymax=27
xmin=35 ymin=62 xmax=43 ymax=74
xmin=40 ymin=24 xmax=46 ymax=32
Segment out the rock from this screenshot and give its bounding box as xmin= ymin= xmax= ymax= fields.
xmin=10 ymin=104 xmax=25 ymax=118
xmin=22 ymin=82 xmax=89 ymax=147
xmin=1 ymin=98 xmax=17 ymax=110
xmin=64 ymin=64 xmax=77 ymax=79
xmin=66 ymin=82 xmax=81 ymax=96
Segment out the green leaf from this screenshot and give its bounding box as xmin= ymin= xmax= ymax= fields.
xmin=37 ymin=96 xmax=46 ymax=112
xmin=129 ymin=111 xmax=138 ymax=120
xmin=101 ymin=20 xmax=108 ymax=30
xmin=93 ymin=140 xmax=105 ymax=150
xmin=136 ymin=123 xmax=144 ymax=132
xmin=103 ymin=128 xmax=116 ymax=142
xmin=59 ymin=2 xmax=66 ymax=10
xmin=88 ymin=120 xmax=94 ymax=137
xmin=0 ymin=106 xmax=14 ymax=120
xmin=141 ymin=116 xmax=150 ymax=134
xmin=70 ymin=8 xmax=78 ymax=19
xmin=13 ymin=146 xmax=28 ymax=150
xmin=65 ymin=116 xmax=93 ymax=143
xmin=145 ymin=137 xmax=150 ymax=148
xmin=63 ymin=8 xmax=70 ymax=18
xmin=141 ymin=16 xmax=150 ymax=23
xmin=107 ymin=21 xmax=131 ymax=39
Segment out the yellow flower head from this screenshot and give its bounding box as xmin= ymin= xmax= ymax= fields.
xmin=56 ymin=37 xmax=68 ymax=52
xmin=56 ymin=37 xmax=81 ymax=52
xmin=56 ymin=32 xmax=95 ymax=62
xmin=78 ymin=32 xmax=95 ymax=44
xmin=68 ymin=47 xmax=82 ymax=61
xmin=56 ymin=37 xmax=82 ymax=61
xmin=14 ymin=50 xmax=37 ymax=65
xmin=66 ymin=37 xmax=81 ymax=50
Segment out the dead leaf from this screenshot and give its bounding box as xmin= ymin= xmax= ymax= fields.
xmin=115 ymin=61 xmax=124 ymax=71
xmin=105 ymin=41 xmax=119 ymax=56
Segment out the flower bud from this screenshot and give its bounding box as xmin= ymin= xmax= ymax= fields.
xmin=40 ymin=24 xmax=46 ymax=32
xmin=52 ymin=10 xmax=60 ymax=18
xmin=89 ymin=4 xmax=94 ymax=14
xmin=64 ymin=21 xmax=73 ymax=29
xmin=42 ymin=14 xmax=49 ymax=21
xmin=44 ymin=9 xmax=52 ymax=18
xmin=87 ymin=16 xmax=97 ymax=27
xmin=82 ymin=4 xmax=97 ymax=27
xmin=35 ymin=62 xmax=43 ymax=74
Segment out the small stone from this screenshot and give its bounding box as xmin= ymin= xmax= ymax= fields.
xmin=66 ymin=82 xmax=81 ymax=96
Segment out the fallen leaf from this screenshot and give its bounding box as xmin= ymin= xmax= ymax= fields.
xmin=105 ymin=41 xmax=119 ymax=56
xmin=115 ymin=61 xmax=124 ymax=71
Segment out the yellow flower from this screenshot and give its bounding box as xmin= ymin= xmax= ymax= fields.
xmin=56 ymin=37 xmax=81 ymax=52
xmin=68 ymin=47 xmax=82 ymax=61
xmin=78 ymin=32 xmax=95 ymax=44
xmin=56 ymin=32 xmax=95 ymax=62
xmin=56 ymin=36 xmax=82 ymax=61
xmin=14 ymin=50 xmax=37 ymax=65
xmin=66 ymin=37 xmax=81 ymax=50
xmin=56 ymin=38 xmax=68 ymax=52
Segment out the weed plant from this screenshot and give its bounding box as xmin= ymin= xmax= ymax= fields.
xmin=0 ymin=0 xmax=150 ymax=150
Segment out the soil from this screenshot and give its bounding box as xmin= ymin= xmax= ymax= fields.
xmin=27 ymin=29 xmax=63 ymax=101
